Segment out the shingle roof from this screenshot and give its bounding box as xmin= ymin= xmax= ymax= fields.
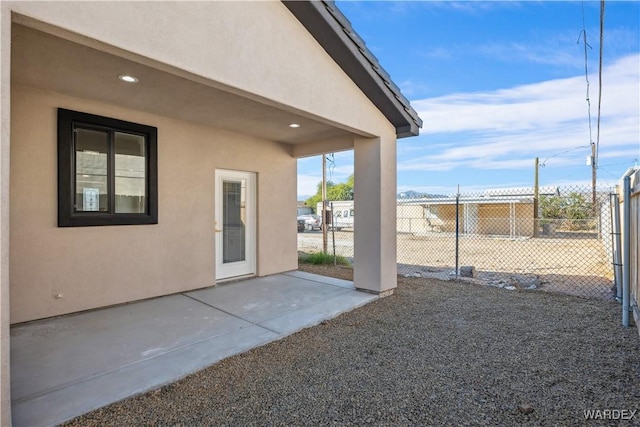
xmin=282 ymin=0 xmax=422 ymax=138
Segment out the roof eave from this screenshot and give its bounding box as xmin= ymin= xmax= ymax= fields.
xmin=282 ymin=0 xmax=422 ymax=138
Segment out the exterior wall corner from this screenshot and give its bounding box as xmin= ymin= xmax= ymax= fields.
xmin=1 ymin=4 xmax=13 ymax=426
xmin=353 ymin=134 xmax=398 ymax=294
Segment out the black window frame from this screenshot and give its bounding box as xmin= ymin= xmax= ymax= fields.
xmin=58 ymin=108 xmax=158 ymax=227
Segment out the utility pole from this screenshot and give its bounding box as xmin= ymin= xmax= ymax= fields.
xmin=593 ymin=0 xmax=605 ymax=215
xmin=534 ymin=157 xmax=539 ymax=237
xmin=321 ymin=154 xmax=327 ymax=253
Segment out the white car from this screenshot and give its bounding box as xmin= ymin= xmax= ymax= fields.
xmin=297 ymin=214 xmax=322 ymax=231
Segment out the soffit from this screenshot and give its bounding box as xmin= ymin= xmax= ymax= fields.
xmin=11 ymin=24 xmax=357 ymax=146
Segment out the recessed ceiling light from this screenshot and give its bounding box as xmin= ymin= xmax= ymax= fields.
xmin=118 ymin=74 xmax=139 ymax=83
xmin=289 ymin=123 xmax=301 ymax=128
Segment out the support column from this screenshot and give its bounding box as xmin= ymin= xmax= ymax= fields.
xmin=353 ymin=135 xmax=397 ymax=296
xmin=0 ymin=7 xmax=12 ymax=426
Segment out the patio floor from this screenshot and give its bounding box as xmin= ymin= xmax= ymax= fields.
xmin=10 ymin=271 xmax=377 ymax=427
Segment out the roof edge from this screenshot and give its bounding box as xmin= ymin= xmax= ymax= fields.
xmin=282 ymin=0 xmax=422 ymax=138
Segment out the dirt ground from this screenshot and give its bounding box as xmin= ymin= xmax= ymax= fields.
xmin=298 ymin=262 xmax=355 ymax=281
xmin=298 ymin=231 xmax=614 ymax=300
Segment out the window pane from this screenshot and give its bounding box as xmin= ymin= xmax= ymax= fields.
xmin=75 ymin=128 xmax=108 ymax=212
xmin=115 ymin=132 xmax=146 ymax=213
xmin=223 ymin=180 xmax=246 ymax=263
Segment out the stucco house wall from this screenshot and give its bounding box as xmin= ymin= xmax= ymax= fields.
xmin=477 ymin=203 xmax=534 ymax=236
xmin=4 ymin=0 xmax=405 ymax=324
xmin=10 ymin=85 xmax=298 ymax=324
xmin=396 ymin=204 xmax=457 ymax=234
xmin=397 ymin=205 xmax=425 ymax=233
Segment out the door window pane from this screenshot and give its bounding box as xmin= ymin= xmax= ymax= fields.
xmin=75 ymin=128 xmax=108 ymax=212
xmin=223 ymin=180 xmax=246 ymax=263
xmin=115 ymin=132 xmax=146 ymax=213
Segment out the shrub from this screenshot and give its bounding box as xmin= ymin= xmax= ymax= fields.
xmin=299 ymin=252 xmax=350 ymax=266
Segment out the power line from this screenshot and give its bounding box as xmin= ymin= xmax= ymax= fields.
xmin=598 ymin=160 xmax=638 ymax=168
xmin=577 ymin=2 xmax=594 ymax=150
xmin=578 ymin=0 xmax=603 ymax=209
xmin=540 ymin=145 xmax=591 ymax=167
xmin=326 ymin=153 xmax=335 ymax=183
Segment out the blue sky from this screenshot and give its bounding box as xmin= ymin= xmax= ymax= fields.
xmin=297 ymin=0 xmax=640 ymax=198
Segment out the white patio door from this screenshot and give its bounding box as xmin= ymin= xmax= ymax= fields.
xmin=215 ymin=169 xmax=256 ymax=280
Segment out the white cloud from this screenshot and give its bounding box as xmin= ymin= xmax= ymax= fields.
xmin=476 ymin=32 xmax=585 ymax=69
xmin=402 ymin=54 xmax=639 ymax=173
xmin=298 ymin=53 xmax=637 ymax=197
xmin=427 ymin=1 xmax=514 ymax=14
xmin=398 ymin=79 xmax=433 ymax=97
xmin=598 ymin=148 xmax=640 ymax=160
xmin=297 ymin=152 xmax=355 ymax=198
xmin=297 ymin=173 xmax=321 ymax=199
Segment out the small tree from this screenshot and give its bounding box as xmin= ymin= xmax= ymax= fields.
xmin=304 ymin=181 xmax=332 ymax=214
xmin=304 ymin=174 xmax=354 ymax=213
xmin=563 ymin=192 xmax=593 ymax=230
xmin=540 ymin=195 xmax=564 ymax=220
xmin=540 ymin=192 xmax=594 ymax=230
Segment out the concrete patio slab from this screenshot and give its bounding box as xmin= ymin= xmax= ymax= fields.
xmin=185 ymin=273 xmax=354 ymax=324
xmin=10 ymin=272 xmax=376 ymax=427
xmin=11 ymin=294 xmax=252 ymax=402
xmin=283 ymin=270 xmax=355 ymax=289
xmin=260 ymin=290 xmax=378 ymax=335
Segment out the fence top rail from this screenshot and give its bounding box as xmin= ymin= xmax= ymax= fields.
xmin=398 ymin=197 xmax=534 ymax=205
xmin=398 ymin=185 xmax=615 ymax=206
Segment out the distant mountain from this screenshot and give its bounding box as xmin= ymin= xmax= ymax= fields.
xmin=397 ymin=190 xmax=448 ymax=199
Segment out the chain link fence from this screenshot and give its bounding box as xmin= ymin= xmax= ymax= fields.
xmin=298 ymin=185 xmax=616 ymax=300
xmin=298 ymin=203 xmax=354 ymax=262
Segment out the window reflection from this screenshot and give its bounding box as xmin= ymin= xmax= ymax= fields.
xmin=75 ymin=128 xmax=108 ymax=212
xmin=223 ymin=180 xmax=246 ymax=263
xmin=115 ymin=132 xmax=146 ymax=213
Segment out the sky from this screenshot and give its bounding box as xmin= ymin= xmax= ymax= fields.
xmin=296 ymin=0 xmax=640 ymax=199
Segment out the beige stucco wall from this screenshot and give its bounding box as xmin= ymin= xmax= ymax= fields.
xmin=477 ymin=203 xmax=534 ymax=236
xmin=514 ymin=203 xmax=535 ymax=237
xmin=397 ymin=205 xmax=429 ymax=234
xmin=353 ymin=135 xmax=397 ymax=295
xmin=397 ymin=203 xmax=535 ymax=237
xmin=10 ymin=85 xmax=297 ymax=324
xmin=434 ymin=205 xmax=457 ymax=233
xmin=477 ymin=205 xmax=507 ymax=235
xmin=0 ymin=6 xmax=11 ymax=425
xmin=3 ymin=0 xmax=401 ymax=321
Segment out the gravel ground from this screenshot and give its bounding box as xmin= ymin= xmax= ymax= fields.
xmin=64 ymin=265 xmax=640 ymax=427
